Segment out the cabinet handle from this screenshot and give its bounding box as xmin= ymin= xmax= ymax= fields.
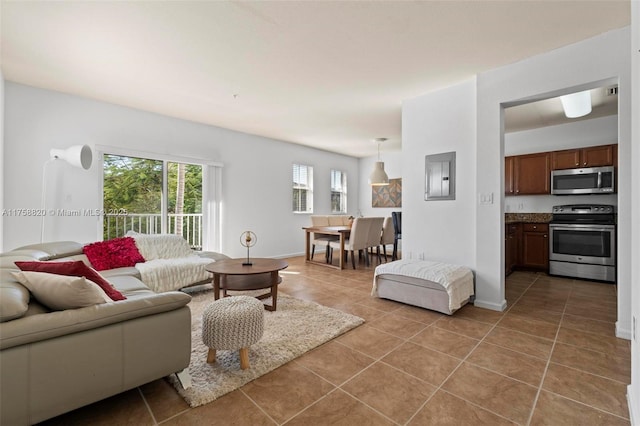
xmin=583 ymin=162 xmax=587 ymax=166
xmin=575 ymin=162 xmax=579 ymax=166
xmin=533 ymin=225 xmax=537 ymax=229
xmin=544 ymin=235 xmax=547 ymax=238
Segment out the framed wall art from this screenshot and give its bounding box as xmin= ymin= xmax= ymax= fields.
xmin=372 ymin=178 xmax=402 ymax=207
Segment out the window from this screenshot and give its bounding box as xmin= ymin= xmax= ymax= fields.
xmin=331 ymin=169 xmax=347 ymax=213
xmin=293 ymin=163 xmax=313 ymax=213
xmin=103 ymin=154 xmax=203 ymax=249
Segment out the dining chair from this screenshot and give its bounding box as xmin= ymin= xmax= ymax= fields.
xmin=310 ymin=215 xmax=338 ymax=262
xmin=329 ymin=217 xmax=371 ymax=269
xmin=391 ymin=211 xmax=402 ymax=261
xmin=379 ymin=216 xmax=395 ymax=262
xmin=366 ymin=217 xmax=385 ymax=265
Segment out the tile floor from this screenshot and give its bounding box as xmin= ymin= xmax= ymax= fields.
xmin=40 ymin=257 xmax=631 ymax=425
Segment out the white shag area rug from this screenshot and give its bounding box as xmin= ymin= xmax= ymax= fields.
xmin=168 ymin=291 xmax=365 ymax=407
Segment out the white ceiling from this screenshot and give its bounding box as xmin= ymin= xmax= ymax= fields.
xmin=0 ymin=1 xmax=630 ymax=157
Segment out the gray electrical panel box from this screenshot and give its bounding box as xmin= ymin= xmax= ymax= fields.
xmin=425 ymin=151 xmax=456 ymax=201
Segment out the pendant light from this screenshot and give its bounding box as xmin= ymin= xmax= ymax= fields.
xmin=369 ymin=138 xmax=389 ymax=186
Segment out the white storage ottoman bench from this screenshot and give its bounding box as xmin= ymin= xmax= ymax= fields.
xmin=372 ymin=259 xmax=474 ymax=315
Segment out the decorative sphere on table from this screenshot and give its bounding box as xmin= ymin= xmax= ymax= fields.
xmin=240 ymin=231 xmax=257 ymax=266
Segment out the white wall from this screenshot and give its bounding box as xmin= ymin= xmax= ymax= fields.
xmin=3 ymin=83 xmax=360 ymax=258
xmin=504 ymin=115 xmax=618 ymax=213
xmin=401 ymin=78 xmax=477 ymax=266
xmin=0 ymin=72 xmax=4 ymax=253
xmin=505 ymin=114 xmax=618 ymax=156
xmin=628 ymin=1 xmax=639 ymax=422
xmin=476 ymin=27 xmax=631 ymax=337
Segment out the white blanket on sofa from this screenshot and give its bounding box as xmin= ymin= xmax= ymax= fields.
xmin=372 ymin=259 xmax=474 ymax=312
xmin=129 ymin=233 xmax=195 ymax=260
xmin=135 ymin=256 xmax=212 ymax=293
xmin=128 ymin=232 xmax=213 ymax=293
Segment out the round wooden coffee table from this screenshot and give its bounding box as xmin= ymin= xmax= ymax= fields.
xmin=205 ymin=258 xmax=289 ymax=311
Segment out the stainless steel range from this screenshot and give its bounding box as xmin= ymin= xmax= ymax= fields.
xmin=549 ymin=204 xmax=616 ymax=282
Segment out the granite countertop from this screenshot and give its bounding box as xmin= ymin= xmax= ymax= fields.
xmin=505 ymin=213 xmax=552 ymax=224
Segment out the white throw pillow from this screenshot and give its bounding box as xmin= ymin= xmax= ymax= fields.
xmin=12 ymin=271 xmax=112 ymax=310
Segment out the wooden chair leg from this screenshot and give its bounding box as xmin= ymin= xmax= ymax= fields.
xmin=239 ymin=347 xmax=250 ymax=369
xmin=206 ymin=348 xmax=216 ymax=364
xmin=351 ymin=250 xmax=356 ymax=269
xmin=311 ymin=244 xmax=316 ymax=259
xmin=383 ymin=245 xmax=388 ymax=262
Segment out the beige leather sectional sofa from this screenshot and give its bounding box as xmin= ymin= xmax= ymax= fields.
xmin=0 ymin=240 xmax=227 ymax=425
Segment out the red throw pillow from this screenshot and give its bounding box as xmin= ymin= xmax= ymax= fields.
xmin=14 ymin=260 xmax=126 ymax=301
xmin=83 ymin=237 xmax=145 ymax=271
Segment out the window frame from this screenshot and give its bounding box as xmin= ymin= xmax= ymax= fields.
xmin=330 ymin=169 xmax=347 ymax=213
xmin=97 ymin=145 xmax=223 ymax=251
xmin=292 ymin=163 xmax=314 ymax=214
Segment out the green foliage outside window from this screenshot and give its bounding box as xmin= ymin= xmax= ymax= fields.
xmin=103 ymin=154 xmax=203 ymax=244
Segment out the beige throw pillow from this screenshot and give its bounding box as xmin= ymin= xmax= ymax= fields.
xmin=0 ymin=281 xmax=31 ymax=322
xmin=12 ymin=271 xmax=112 ymax=310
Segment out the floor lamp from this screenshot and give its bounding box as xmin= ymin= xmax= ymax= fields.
xmin=41 ymin=145 xmax=93 ymax=242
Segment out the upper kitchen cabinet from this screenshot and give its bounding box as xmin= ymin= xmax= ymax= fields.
xmin=513 ymin=152 xmax=551 ymax=195
xmin=551 ymin=144 xmax=615 ymax=170
xmin=505 ymin=156 xmax=515 ymax=195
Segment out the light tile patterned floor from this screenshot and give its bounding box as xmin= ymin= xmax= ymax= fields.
xmin=40 ymin=257 xmax=631 ymax=425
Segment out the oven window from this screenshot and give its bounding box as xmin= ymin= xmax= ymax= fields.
xmin=552 ymin=229 xmax=612 ymax=257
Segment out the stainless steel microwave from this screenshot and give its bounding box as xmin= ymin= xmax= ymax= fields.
xmin=551 ymin=166 xmax=615 ymax=195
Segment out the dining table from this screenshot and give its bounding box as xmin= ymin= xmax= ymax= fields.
xmin=302 ymin=225 xmax=351 ymax=270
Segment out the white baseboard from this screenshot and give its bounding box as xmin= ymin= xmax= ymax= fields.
xmin=474 ymin=298 xmax=507 ymax=312
xmin=628 ymin=385 xmax=638 ymax=425
xmin=616 ymin=321 xmax=632 ymax=340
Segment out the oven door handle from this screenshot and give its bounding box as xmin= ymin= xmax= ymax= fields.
xmin=597 ymin=171 xmax=602 ymax=189
xmin=549 ymin=224 xmax=616 ymax=232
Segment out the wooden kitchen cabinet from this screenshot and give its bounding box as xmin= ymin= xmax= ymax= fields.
xmin=551 ymin=144 xmax=615 ymax=170
xmin=505 ymin=223 xmax=520 ymax=275
xmin=521 ymin=223 xmax=549 ymax=271
xmin=513 ymin=152 xmax=550 ymax=195
xmin=505 ymin=156 xmax=515 ymax=195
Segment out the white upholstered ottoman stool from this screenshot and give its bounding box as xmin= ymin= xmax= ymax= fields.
xmin=372 ymin=259 xmax=475 ymax=315
xmin=202 ymin=295 xmax=264 ymax=370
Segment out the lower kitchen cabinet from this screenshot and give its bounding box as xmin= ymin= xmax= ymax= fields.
xmin=505 ymin=223 xmax=520 ymax=275
xmin=506 ymin=222 xmax=549 ymax=275
xmin=521 ymin=223 xmax=549 ymax=271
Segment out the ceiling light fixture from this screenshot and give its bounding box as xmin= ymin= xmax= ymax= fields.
xmin=559 ymin=90 xmax=592 ymax=118
xmin=369 ymin=138 xmax=389 ymax=186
